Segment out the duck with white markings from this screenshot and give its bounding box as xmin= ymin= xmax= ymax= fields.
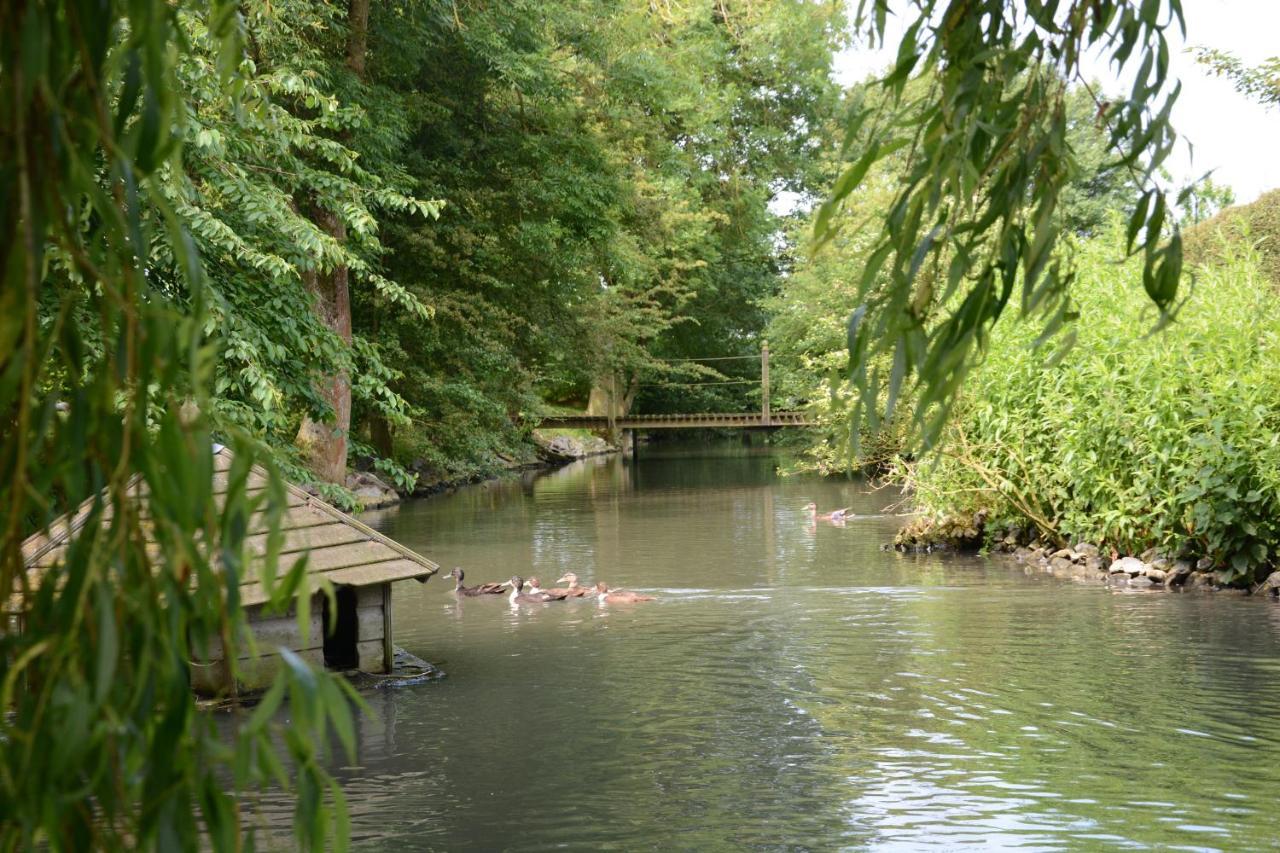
xmin=507 ymin=575 xmax=558 ymax=604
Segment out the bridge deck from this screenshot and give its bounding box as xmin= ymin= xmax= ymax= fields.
xmin=538 ymin=412 xmax=812 ymax=430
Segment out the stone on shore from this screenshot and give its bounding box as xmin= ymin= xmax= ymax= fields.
xmin=1187 ymin=571 xmax=1215 ymax=589
xmin=533 ymin=432 xmax=616 ymax=464
xmin=1165 ymin=561 xmax=1194 ymax=588
xmin=1110 ymin=556 xmax=1147 ymax=576
xmin=1049 ymin=556 xmax=1075 ymax=574
xmin=346 ymin=470 xmax=400 ymax=509
xmin=1256 ymin=570 xmax=1280 ymax=596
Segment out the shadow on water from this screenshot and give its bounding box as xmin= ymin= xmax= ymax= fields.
xmin=251 ymin=441 xmax=1280 ymax=850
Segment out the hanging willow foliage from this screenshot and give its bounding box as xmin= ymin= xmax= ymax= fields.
xmin=1 ymin=1 xmax=357 ymax=849
xmin=819 ymin=0 xmax=1189 ymax=451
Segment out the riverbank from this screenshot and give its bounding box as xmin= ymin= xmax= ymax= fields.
xmin=893 ymin=513 xmax=1280 ymax=598
xmin=349 ymin=429 xmax=623 ymax=509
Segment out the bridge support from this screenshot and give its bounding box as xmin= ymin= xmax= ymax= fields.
xmin=761 ymin=341 xmax=771 ymax=427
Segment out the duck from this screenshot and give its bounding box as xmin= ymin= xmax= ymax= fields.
xmin=594 ymin=582 xmax=655 ymax=604
xmin=447 ymin=567 xmax=507 ymax=596
xmin=804 ymin=502 xmax=851 ymax=522
xmin=507 ymin=575 xmax=556 ymax=604
xmin=524 ymin=577 xmax=570 ymax=601
xmin=550 ymin=572 xmax=593 ymax=597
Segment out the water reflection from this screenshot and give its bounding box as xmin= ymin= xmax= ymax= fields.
xmin=301 ymin=442 xmax=1280 ymax=850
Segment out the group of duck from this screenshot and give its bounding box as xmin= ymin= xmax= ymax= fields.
xmin=444 ymin=501 xmax=854 ymax=605
xmin=445 ymin=568 xmax=655 ymax=605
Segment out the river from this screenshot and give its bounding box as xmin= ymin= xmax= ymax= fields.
xmin=320 ymin=441 xmax=1280 ymax=850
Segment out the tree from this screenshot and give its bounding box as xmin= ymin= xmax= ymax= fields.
xmin=293 ymin=0 xmax=365 ymax=484
xmin=820 ymin=1 xmax=1189 ymax=448
xmin=166 ymin=0 xmax=439 ymax=493
xmin=1194 ymin=50 xmax=1280 ymax=109
xmin=1177 ymin=176 xmax=1235 ymax=226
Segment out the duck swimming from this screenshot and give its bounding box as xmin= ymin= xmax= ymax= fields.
xmin=550 ymin=572 xmax=593 ymax=597
xmin=804 ymin=502 xmax=851 ymax=522
xmin=524 ymin=577 xmax=570 ymax=601
xmin=447 ymin=567 xmax=507 ymax=596
xmin=594 ymin=582 xmax=655 ymax=604
xmin=507 ymin=575 xmax=556 ymax=604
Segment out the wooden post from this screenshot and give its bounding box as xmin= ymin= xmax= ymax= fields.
xmin=761 ymin=341 xmax=771 ymax=426
xmin=381 ymin=583 xmax=394 ymax=674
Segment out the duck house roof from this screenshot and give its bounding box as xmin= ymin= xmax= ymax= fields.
xmin=16 ymin=445 xmax=437 ymax=611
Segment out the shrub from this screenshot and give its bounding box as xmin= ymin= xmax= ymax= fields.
xmin=904 ymin=225 xmax=1280 ymax=585
xmin=1185 ymin=188 xmax=1280 ymax=291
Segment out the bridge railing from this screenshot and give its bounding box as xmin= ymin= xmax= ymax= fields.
xmin=538 ymin=344 xmax=812 ymax=429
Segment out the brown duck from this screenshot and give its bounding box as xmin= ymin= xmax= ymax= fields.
xmin=447 ymin=567 xmax=506 ymax=596
xmin=594 ymin=582 xmax=655 ymax=604
xmin=524 ymin=577 xmax=570 ymax=601
xmin=549 ymin=572 xmax=593 ymax=597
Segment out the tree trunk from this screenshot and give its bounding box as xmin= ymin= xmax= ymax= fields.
xmin=346 ymin=0 xmax=370 ymax=78
xmin=294 ymin=0 xmax=369 ymax=484
xmin=586 ymin=373 xmax=638 ymax=446
xmin=369 ymin=412 xmax=394 ymax=458
xmin=295 ymin=209 xmax=352 ymax=484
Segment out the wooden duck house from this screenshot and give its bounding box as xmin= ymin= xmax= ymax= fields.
xmin=16 ymin=446 xmax=438 ymax=695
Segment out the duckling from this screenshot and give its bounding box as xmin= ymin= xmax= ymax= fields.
xmin=447 ymin=567 xmax=506 ymax=596
xmin=507 ymin=576 xmax=555 ymax=605
xmin=525 ymin=577 xmax=570 ymax=601
xmin=594 ymin=582 xmax=655 ymax=604
xmin=550 ymin=572 xmax=593 ymax=597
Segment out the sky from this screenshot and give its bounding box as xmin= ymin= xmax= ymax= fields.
xmin=831 ymin=0 xmax=1280 ymax=205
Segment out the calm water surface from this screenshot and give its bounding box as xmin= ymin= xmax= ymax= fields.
xmin=321 ymin=442 xmax=1280 ymax=850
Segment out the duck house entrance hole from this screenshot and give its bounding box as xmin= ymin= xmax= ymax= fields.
xmin=323 ymin=585 xmax=359 ymax=669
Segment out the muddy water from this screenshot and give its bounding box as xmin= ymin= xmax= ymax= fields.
xmin=330 ymin=442 xmax=1280 ymax=850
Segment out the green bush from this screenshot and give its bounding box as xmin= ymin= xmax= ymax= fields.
xmin=905 ymin=225 xmax=1280 ymax=585
xmin=1185 ymin=188 xmax=1280 ymax=291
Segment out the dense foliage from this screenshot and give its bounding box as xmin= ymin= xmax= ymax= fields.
xmin=2 ymin=0 xmax=363 ymax=847
xmin=821 ymin=0 xmax=1189 ymax=448
xmin=361 ymin=0 xmax=846 ymax=480
xmin=901 ymin=227 xmax=1280 ymax=584
xmin=172 ymin=0 xmax=440 ymax=492
xmin=1186 ymin=191 xmax=1280 ymax=289
xmin=768 ymin=74 xmax=1147 ymax=470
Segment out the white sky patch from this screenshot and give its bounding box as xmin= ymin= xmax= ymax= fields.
xmin=830 ymin=0 xmax=1280 ymax=204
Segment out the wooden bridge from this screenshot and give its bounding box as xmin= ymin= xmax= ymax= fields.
xmin=537 ymin=343 xmax=814 ymax=432
xmin=537 ymin=411 xmax=813 ymax=430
